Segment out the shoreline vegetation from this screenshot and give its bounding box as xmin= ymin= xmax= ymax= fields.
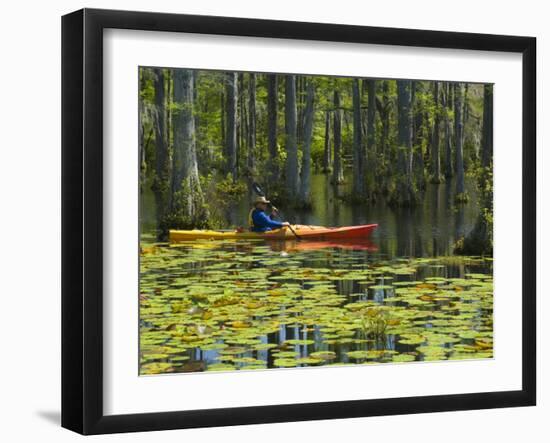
xmin=139 ymin=67 xmax=493 ymax=255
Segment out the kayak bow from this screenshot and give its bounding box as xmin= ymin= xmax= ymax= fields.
xmin=169 ymin=224 xmax=378 ymax=242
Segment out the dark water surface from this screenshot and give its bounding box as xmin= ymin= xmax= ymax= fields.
xmin=141 ymin=173 xmax=480 ymax=259
xmin=139 ymin=174 xmax=492 ymax=375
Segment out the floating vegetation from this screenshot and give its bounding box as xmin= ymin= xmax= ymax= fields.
xmin=139 ymin=240 xmax=493 ymax=375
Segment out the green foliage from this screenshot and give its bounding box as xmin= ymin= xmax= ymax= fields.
xmin=455 ymin=192 xmax=470 ymax=204
xmin=388 ymin=170 xmax=419 ymax=208
xmin=195 ymin=173 xmax=248 ymax=230
xmin=215 ymin=174 xmax=247 ymax=202
xmin=429 ymin=174 xmax=445 ymax=184
xmin=139 ymin=66 xmax=492 ymax=233
xmin=359 ymin=307 xmax=388 ymax=337
xmin=455 ymin=166 xmax=493 ymax=256
xmin=139 ymin=69 xmax=155 ymax=103
xmin=162 ymin=179 xmax=210 ymax=234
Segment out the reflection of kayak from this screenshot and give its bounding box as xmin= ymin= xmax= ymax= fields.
xmin=169 ymin=224 xmax=378 ymax=242
xmin=268 ymin=239 xmax=379 ymax=252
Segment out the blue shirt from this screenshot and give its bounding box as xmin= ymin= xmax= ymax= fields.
xmin=250 ymin=208 xmax=284 ymax=232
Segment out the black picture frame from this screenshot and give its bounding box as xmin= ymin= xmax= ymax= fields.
xmin=62 ymin=8 xmax=536 ymax=435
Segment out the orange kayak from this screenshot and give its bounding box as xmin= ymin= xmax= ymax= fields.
xmin=169 ymin=224 xmax=378 ymax=242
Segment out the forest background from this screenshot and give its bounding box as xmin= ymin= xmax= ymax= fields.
xmin=139 ymin=67 xmax=493 ymax=255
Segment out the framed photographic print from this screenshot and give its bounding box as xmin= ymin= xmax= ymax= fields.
xmin=61 ymin=8 xmax=536 ymax=435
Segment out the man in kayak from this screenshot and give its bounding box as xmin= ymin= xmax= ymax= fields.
xmin=249 ymin=196 xmax=290 ymax=232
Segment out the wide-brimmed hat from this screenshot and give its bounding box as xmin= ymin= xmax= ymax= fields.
xmin=253 ymin=196 xmax=271 ymax=205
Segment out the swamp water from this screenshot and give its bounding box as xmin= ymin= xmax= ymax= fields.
xmin=139 ymin=176 xmax=493 ymax=375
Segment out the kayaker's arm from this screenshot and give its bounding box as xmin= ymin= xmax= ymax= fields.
xmin=252 ymin=210 xmax=288 ymax=230
xmin=261 ymin=212 xmax=284 ymax=229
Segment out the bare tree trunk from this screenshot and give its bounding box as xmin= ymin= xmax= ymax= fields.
xmin=247 ymin=73 xmax=256 ymax=176
xmin=152 ymin=69 xmax=171 ymax=237
xmin=453 ymin=83 xmax=460 ymax=175
xmin=352 ymin=79 xmax=365 ymax=198
xmin=372 ymin=80 xmax=392 ymax=195
xmin=381 ymin=80 xmax=390 ymax=155
xmin=267 ymin=74 xmax=278 ymax=184
xmin=299 ymin=80 xmax=315 ymax=207
xmin=220 ymin=90 xmax=225 ymax=157
xmin=332 ymin=90 xmax=344 ymax=185
xmin=481 ymin=84 xmax=493 ymax=168
xmin=139 ymin=69 xmax=146 ymax=193
xmin=225 ymin=72 xmax=238 ymax=181
xmin=366 ymin=79 xmax=376 ymax=198
xmin=462 ymin=83 xmax=470 ymax=166
xmin=285 ymin=75 xmax=299 ymax=200
xmin=297 ymin=76 xmax=304 ymax=147
xmin=443 ymin=83 xmax=453 ymax=178
xmin=193 ymin=71 xmax=200 ymax=152
xmin=454 ymin=83 xmax=466 ymax=200
xmin=322 ymin=110 xmax=331 ymax=172
xmin=166 ymin=70 xmax=173 ymax=159
xmin=366 ymin=79 xmax=376 ymax=152
xmin=392 ymin=80 xmax=415 ymax=206
xmin=170 ymin=69 xmax=207 ymax=228
xmin=192 ymin=72 xmax=207 ymax=174
xmin=431 ymin=81 xmax=443 ymax=183
xmin=238 ymin=73 xmax=245 ymax=179
xmin=412 ymin=81 xmax=426 ymax=190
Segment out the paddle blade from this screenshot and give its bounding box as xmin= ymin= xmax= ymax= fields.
xmin=252 ymin=182 xmax=265 ymax=196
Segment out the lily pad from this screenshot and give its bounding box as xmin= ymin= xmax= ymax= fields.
xmin=309 ymin=351 xmax=337 ymax=360
xmin=273 ymin=358 xmax=299 ymax=368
